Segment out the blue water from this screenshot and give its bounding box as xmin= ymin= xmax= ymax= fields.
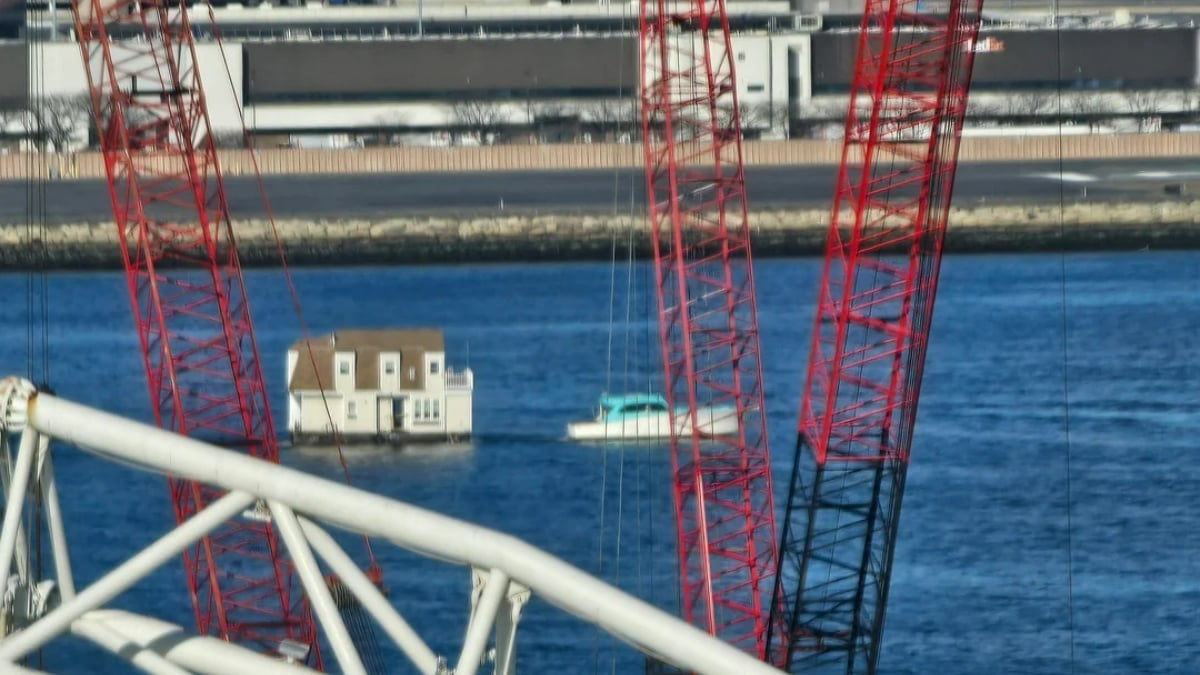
xmin=0 ymin=252 xmax=1198 ymax=674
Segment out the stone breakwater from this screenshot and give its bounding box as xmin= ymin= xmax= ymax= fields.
xmin=2 ymin=200 xmax=1198 ymax=270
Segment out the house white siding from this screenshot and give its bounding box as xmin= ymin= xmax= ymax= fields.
xmin=379 ymin=351 xmax=401 ymax=393
xmin=445 ymin=391 xmax=472 ymax=437
xmin=341 ymin=392 xmax=378 ymax=435
xmin=299 ymin=393 xmax=343 ymax=434
xmin=425 ymin=353 xmax=444 ymax=395
xmin=334 ymin=350 xmax=355 ymax=392
xmin=377 ymin=398 xmax=395 ymax=433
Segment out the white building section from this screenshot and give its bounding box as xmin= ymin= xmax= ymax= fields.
xmin=26 ymin=42 xmax=246 ymax=139
xmin=287 ymin=329 xmax=473 ymax=445
xmin=0 ymin=375 xmax=784 ymax=675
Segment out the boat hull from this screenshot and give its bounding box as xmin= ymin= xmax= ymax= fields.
xmin=566 ymin=406 xmax=738 ymax=442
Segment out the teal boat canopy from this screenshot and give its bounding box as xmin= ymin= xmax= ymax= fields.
xmin=598 ymin=393 xmax=669 ymax=413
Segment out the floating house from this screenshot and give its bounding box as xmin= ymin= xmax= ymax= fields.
xmin=287 ymin=329 xmax=473 ymax=446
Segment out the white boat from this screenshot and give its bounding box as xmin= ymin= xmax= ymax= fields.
xmin=566 ymin=393 xmax=740 ymax=442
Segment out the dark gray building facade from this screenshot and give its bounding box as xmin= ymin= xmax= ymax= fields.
xmin=810 ymin=28 xmax=1198 ymax=93
xmin=243 ymin=38 xmax=639 ymax=104
xmin=0 ymin=43 xmax=25 ymax=111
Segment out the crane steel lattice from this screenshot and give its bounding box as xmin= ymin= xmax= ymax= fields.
xmin=639 ymin=0 xmax=778 ymax=658
xmin=767 ymin=1 xmax=983 ymax=672
xmin=69 ymin=0 xmax=320 ymax=660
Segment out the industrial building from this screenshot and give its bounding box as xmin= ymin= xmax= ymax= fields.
xmin=1 ymin=1 xmax=1198 ymax=147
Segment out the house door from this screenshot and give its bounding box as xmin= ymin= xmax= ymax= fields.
xmin=392 ymin=398 xmax=405 ymax=430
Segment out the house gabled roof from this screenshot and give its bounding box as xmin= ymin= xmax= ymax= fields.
xmin=287 ymin=329 xmax=444 ymax=354
xmin=287 ymin=328 xmax=445 ymax=393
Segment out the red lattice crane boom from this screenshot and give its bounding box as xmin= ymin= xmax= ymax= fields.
xmin=69 ymin=0 xmax=320 ymax=661
xmin=767 ymin=1 xmax=983 ymax=672
xmin=639 ymin=0 xmax=779 ymax=658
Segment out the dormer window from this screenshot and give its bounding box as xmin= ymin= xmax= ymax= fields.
xmin=384 ymin=360 xmax=395 ymax=375
xmin=338 ymin=359 xmax=350 ymax=376
xmin=430 ymin=361 xmax=440 ymax=375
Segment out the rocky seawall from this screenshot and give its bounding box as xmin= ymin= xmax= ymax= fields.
xmin=2 ymin=200 xmax=1198 ymax=270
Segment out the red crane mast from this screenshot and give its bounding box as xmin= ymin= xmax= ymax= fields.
xmin=69 ymin=0 xmax=320 ymax=660
xmin=767 ymin=1 xmax=983 ymax=672
xmin=639 ymin=0 xmax=779 ymax=658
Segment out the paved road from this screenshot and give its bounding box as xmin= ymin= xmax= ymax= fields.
xmin=1 ymin=158 xmax=1197 ymax=225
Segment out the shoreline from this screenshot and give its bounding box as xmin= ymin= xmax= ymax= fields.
xmin=1 ymin=199 xmax=1198 ymax=271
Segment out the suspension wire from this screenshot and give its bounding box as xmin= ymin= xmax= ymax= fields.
xmin=1052 ymin=13 xmax=1078 ymax=674
xmin=208 ymin=20 xmax=391 ymax=673
xmin=604 ymin=183 xmax=641 ymax=675
xmin=590 ymin=6 xmax=638 ymax=667
xmin=24 ymin=18 xmax=51 ymax=387
xmin=206 ymin=9 xmax=383 ymax=574
xmin=22 ymin=10 xmax=51 ymax=670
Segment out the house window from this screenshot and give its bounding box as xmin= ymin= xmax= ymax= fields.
xmin=347 ymin=401 xmax=357 ymax=420
xmin=408 ymin=367 xmax=416 ymax=380
xmin=423 ymin=399 xmax=431 ymax=419
xmin=432 ymin=399 xmax=440 ymax=419
xmin=430 ymin=361 xmax=440 ymax=375
xmin=339 ymin=360 xmax=350 ymax=376
xmin=748 ymin=84 xmax=766 ymax=93
xmin=384 ymin=360 xmax=395 ymax=375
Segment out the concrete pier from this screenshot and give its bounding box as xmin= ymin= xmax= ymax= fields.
xmin=1 ymin=200 xmax=1197 ymax=270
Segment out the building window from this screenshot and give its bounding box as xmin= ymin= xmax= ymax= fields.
xmin=408 ymin=367 xmax=416 ymax=380
xmin=384 ymin=360 xmax=395 ymax=375
xmin=430 ymin=361 xmax=440 ymax=375
xmin=748 ymin=84 xmax=765 ymax=93
xmin=347 ymin=401 xmax=357 ymax=420
xmin=339 ymin=360 xmax=350 ymax=376
xmin=432 ymin=399 xmax=440 ymax=419
xmin=423 ymin=399 xmax=431 ymax=419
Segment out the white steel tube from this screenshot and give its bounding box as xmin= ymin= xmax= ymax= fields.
xmin=76 ymin=610 xmax=323 ymax=675
xmin=297 ymin=517 xmax=441 ymax=675
xmin=0 ymin=662 xmax=45 ymax=674
xmin=0 ymin=429 xmax=37 ymax=586
xmin=0 ymin=433 xmax=24 ymax=585
xmin=456 ymin=569 xmax=508 ymax=675
xmin=70 ymin=619 xmax=192 ymax=675
xmin=493 ymin=588 xmax=523 ymax=675
xmin=28 ymin=393 xmax=784 ymax=675
xmin=38 ymin=446 xmax=75 ymax=600
xmin=0 ymin=491 xmax=255 ymax=662
xmin=267 ymin=501 xmax=366 ymax=675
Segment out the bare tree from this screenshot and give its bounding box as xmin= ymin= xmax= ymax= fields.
xmin=28 ymin=94 xmax=92 ymax=152
xmin=1004 ymin=91 xmax=1054 ymax=119
xmin=737 ymin=101 xmax=792 ymax=138
xmin=1067 ymin=92 xmax=1105 ymax=119
xmin=579 ymin=97 xmax=638 ymax=140
xmin=362 ymin=110 xmax=411 ymax=146
xmin=1122 ymin=90 xmax=1165 ymax=131
xmin=966 ymin=96 xmax=1001 ymax=120
xmin=372 ymin=109 xmax=409 ymax=130
xmin=524 ymin=100 xmax=581 ymax=143
xmin=806 ymin=98 xmax=849 ymax=124
xmin=525 ymin=100 xmax=568 ymax=123
xmin=451 ymin=100 xmax=506 ymax=144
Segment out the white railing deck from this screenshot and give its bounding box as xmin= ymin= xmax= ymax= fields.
xmin=444 ymin=367 xmax=473 ymax=389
